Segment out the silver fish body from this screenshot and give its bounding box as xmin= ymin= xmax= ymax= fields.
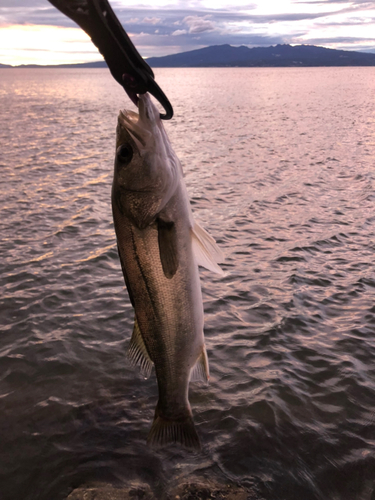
xmin=112 ymin=94 xmax=223 ymax=449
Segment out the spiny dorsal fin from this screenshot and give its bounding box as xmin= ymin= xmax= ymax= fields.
xmin=128 ymin=319 xmax=153 ymax=378
xmin=190 ymin=345 xmax=210 ymax=383
xmin=157 ymin=218 xmax=179 ymax=279
xmin=191 ymin=221 xmax=224 ymax=275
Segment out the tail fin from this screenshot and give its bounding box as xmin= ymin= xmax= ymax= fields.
xmin=147 ymin=406 xmax=201 ymax=450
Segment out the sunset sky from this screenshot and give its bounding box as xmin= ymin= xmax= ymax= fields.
xmin=1 ymin=0 xmax=375 ymax=66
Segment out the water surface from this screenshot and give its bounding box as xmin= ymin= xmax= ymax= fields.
xmin=1 ymin=67 xmax=375 ymax=500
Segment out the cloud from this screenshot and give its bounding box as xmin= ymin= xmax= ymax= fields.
xmin=114 ymin=4 xmax=375 ymax=31
xmin=0 ymin=5 xmax=76 ymax=28
xmin=183 ymin=15 xmax=216 ymax=34
xmin=142 ymin=17 xmax=162 ymax=25
xmin=298 ymin=35 xmax=375 ymax=44
xmin=172 ymin=29 xmax=188 ymax=36
xmin=315 ymin=16 xmax=375 ymax=26
xmin=2 ymin=0 xmax=375 ymax=63
xmin=0 ymin=0 xmax=45 ymax=6
xmin=295 ymin=0 xmax=372 ymax=4
xmin=3 ymin=3 xmax=368 ymax=31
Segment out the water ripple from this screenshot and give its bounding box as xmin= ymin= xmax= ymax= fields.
xmin=1 ymin=67 xmax=375 ymax=500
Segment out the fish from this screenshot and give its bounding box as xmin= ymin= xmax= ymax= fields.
xmin=111 ymin=93 xmax=223 ymax=450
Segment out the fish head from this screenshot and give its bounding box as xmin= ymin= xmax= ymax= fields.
xmin=113 ymin=94 xmax=181 ymax=228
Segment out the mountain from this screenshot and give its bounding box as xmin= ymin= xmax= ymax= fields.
xmin=146 ymin=44 xmax=375 ymax=67
xmin=2 ymin=44 xmax=375 ymax=69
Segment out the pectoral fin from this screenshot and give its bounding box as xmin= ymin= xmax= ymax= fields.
xmin=191 ymin=221 xmax=224 ymax=275
xmin=157 ymin=218 xmax=179 ymax=279
xmin=128 ymin=318 xmax=154 ymax=378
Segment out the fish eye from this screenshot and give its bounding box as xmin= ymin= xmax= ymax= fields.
xmin=117 ymin=144 xmax=133 ymax=164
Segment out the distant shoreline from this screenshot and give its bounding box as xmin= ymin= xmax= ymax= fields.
xmin=2 ymin=43 xmax=375 ymax=69
xmin=3 ymin=62 xmax=375 ymax=69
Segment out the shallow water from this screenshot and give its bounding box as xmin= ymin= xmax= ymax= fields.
xmin=1 ymin=67 xmax=375 ymax=500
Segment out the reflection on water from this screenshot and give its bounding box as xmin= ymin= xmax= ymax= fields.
xmin=1 ymin=67 xmax=375 ymax=500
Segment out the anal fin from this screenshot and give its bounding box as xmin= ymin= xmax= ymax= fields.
xmin=190 ymin=345 xmax=210 ymax=383
xmin=128 ymin=319 xmax=154 ymax=378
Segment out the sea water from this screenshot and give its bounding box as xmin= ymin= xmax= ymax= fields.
xmin=1 ymin=67 xmax=375 ymax=500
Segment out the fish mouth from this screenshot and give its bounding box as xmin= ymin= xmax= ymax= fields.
xmin=118 ymin=108 xmax=148 ymax=150
xmin=138 ymin=93 xmax=161 ymax=125
xmin=118 ymin=94 xmax=163 ymax=151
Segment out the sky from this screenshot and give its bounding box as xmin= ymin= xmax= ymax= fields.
xmin=0 ymin=0 xmax=375 ymax=66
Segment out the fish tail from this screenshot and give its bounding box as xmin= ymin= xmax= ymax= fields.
xmin=147 ymin=404 xmax=201 ymax=451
